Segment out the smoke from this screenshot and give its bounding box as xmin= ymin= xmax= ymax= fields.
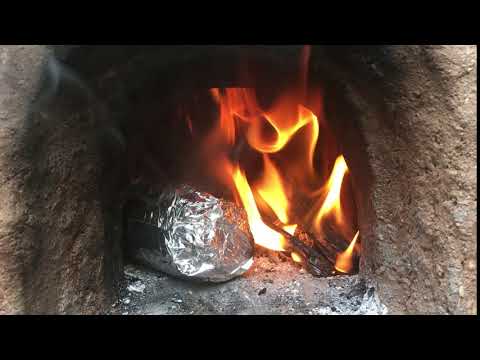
xmin=31 ymin=52 xmax=95 ymax=112
xmin=29 ymin=50 xmax=127 ymax=153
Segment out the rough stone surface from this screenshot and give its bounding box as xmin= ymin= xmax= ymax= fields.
xmin=0 ymin=45 xmax=48 ymax=314
xmin=324 ymin=45 xmax=477 ymax=314
xmin=0 ymin=45 xmax=110 ymax=314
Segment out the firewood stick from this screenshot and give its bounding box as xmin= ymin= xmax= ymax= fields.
xmin=319 ymin=217 xmax=349 ymax=250
xmin=311 ymin=229 xmax=340 ymax=265
xmin=256 ymin=201 xmax=336 ymax=275
xmin=261 ymin=219 xmax=335 ymax=277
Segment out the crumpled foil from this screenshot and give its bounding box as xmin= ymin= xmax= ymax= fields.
xmin=126 ymin=185 xmax=254 ymax=283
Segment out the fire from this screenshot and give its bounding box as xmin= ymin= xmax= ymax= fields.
xmin=207 ymin=87 xmax=309 ymax=251
xmin=207 ymin=89 xmax=351 ymax=255
xmin=291 ymin=252 xmax=303 ymax=263
xmin=335 ymin=231 xmax=360 ymax=274
xmin=188 ymin=46 xmax=360 ymax=274
xmin=245 ymin=106 xmax=317 ymax=155
xmin=256 ymin=155 xmax=297 ymax=236
xmin=232 ymin=166 xmax=286 ymax=251
xmin=209 ymin=88 xmax=258 ymax=146
xmin=312 ymin=155 xmax=349 ymax=232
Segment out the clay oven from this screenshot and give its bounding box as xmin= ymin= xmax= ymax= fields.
xmin=0 ymin=45 xmax=476 ymax=315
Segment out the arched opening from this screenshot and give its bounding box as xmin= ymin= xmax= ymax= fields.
xmin=56 ymin=46 xmax=373 ymax=314
xmin=8 ymin=45 xmax=473 ymax=315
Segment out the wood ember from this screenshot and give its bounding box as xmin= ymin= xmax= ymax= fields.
xmin=317 ymin=218 xmax=349 ymax=251
xmin=311 ymin=230 xmax=342 ymax=266
xmin=260 ymin=214 xmax=361 ymax=277
xmin=295 ymin=228 xmax=334 ymax=274
xmin=262 ymin=220 xmax=335 ymax=277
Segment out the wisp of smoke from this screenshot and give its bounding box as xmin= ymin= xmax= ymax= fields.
xmin=31 ymin=53 xmax=95 ymax=112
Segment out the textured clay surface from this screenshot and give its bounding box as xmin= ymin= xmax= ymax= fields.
xmin=0 ymin=45 xmax=109 ymax=314
xmin=329 ymin=45 xmax=477 ymax=314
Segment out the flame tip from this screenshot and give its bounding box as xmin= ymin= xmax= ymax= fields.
xmin=334 ymin=231 xmax=360 ymax=274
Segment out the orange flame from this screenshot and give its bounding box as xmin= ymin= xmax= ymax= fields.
xmin=335 ymin=231 xmax=359 ymax=274
xmin=206 ymin=87 xmax=313 ymax=251
xmin=192 ymin=47 xmax=359 ymax=272
xmin=209 ymin=88 xmax=239 ymax=146
xmin=312 ymin=155 xmax=349 ymax=232
xmin=207 ymin=89 xmax=329 ymax=252
xmin=245 ymin=105 xmax=320 ymax=186
xmin=245 ymin=105 xmax=317 ymax=155
xmin=256 ymin=155 xmax=296 ymax=234
xmin=232 ymin=166 xmax=286 ymax=251
xmin=291 ymin=252 xmax=303 ymax=263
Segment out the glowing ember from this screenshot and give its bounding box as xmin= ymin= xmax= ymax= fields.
xmin=335 ymin=231 xmax=360 ymax=274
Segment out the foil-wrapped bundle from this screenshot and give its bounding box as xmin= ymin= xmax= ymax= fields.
xmin=126 ymin=185 xmax=254 ymax=283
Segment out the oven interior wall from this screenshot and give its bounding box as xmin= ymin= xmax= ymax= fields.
xmin=318 ymin=46 xmax=477 ymax=314
xmin=0 ymin=46 xmax=110 ymax=314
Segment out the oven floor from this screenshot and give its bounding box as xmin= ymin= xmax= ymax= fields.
xmin=109 ymin=253 xmax=386 ymax=315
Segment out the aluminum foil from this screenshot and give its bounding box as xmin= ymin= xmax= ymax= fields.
xmin=126 ymin=184 xmax=254 ymax=283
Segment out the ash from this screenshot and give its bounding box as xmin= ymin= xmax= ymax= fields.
xmin=109 ymin=251 xmax=387 ymax=315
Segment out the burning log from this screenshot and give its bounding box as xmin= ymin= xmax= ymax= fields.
xmin=262 ymin=215 xmax=360 ymax=276
xmin=308 ymin=230 xmax=339 ymax=266
xmin=262 ymin=220 xmax=334 ymax=277
xmin=317 ymin=217 xmax=349 ymax=251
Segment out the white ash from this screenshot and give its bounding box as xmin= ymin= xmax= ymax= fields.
xmin=111 ymin=257 xmax=387 ymax=315
xmin=127 ymin=281 xmax=146 ymax=294
xmin=124 ymin=266 xmax=154 ymax=280
xmin=311 ymin=287 xmax=388 ymax=315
